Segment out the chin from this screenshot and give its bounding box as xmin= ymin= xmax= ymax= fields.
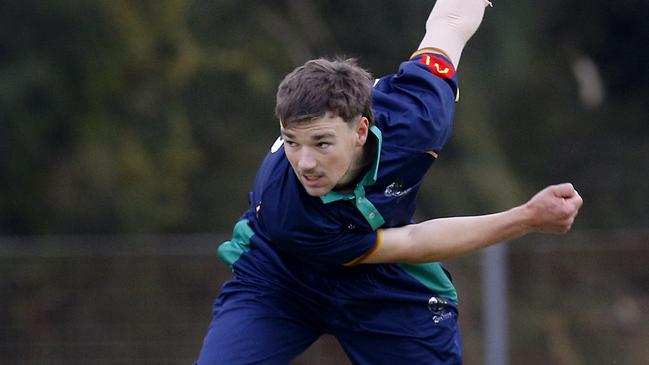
xmin=303 ymin=185 xmax=331 ymax=197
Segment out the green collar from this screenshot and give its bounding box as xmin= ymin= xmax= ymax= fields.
xmin=320 ymin=125 xmax=385 ymax=230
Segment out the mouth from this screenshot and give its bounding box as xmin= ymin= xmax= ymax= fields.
xmin=301 ymin=174 xmax=324 ymax=187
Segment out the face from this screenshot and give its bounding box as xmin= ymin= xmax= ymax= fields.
xmin=281 ymin=114 xmax=369 ymax=197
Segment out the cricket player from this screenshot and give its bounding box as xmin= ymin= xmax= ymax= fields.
xmin=195 ymin=0 xmax=583 ymax=363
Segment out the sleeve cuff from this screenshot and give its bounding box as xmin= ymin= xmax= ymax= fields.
xmin=343 ymin=229 xmax=384 ymax=266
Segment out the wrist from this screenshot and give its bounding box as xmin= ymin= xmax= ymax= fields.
xmin=509 ymin=204 xmax=535 ymax=237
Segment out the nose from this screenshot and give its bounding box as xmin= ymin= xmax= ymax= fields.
xmin=297 ymin=149 xmax=317 ymax=172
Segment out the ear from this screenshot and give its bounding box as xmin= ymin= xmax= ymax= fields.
xmin=355 ymin=117 xmax=370 ymax=146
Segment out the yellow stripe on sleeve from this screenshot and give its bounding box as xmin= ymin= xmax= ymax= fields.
xmin=410 ymin=47 xmax=452 ymax=62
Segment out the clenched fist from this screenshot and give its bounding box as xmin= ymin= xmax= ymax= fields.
xmin=523 ymin=183 xmax=583 ymax=234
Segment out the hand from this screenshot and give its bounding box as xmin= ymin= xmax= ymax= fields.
xmin=523 ymin=183 xmax=583 ymax=234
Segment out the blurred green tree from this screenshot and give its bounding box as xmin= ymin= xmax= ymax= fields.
xmin=1 ymin=0 xmax=204 ymax=233
xmin=1 ymin=0 xmax=648 ymax=234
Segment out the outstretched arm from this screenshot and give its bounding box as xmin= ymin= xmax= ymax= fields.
xmin=417 ymin=0 xmax=493 ymax=68
xmin=357 ymin=183 xmax=583 ymax=265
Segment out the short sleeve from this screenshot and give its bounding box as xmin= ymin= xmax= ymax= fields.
xmin=372 ymin=52 xmax=458 ymax=154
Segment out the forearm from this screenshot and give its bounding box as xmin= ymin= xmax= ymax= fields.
xmin=355 ymin=183 xmax=581 ymax=265
xmin=367 ymin=206 xmax=532 ymax=264
xmin=418 ymin=0 xmax=492 ymax=68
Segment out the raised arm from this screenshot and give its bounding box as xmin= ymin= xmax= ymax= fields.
xmin=358 ymin=183 xmax=583 ymax=264
xmin=417 ymin=0 xmax=493 ymax=68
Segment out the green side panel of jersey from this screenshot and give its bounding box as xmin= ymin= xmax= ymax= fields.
xmin=398 ymin=262 xmax=458 ymax=303
xmin=217 ymin=219 xmax=254 ymax=267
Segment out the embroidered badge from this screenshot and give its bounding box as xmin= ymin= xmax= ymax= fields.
xmin=384 ymin=180 xmax=412 ymax=198
xmin=428 ymin=296 xmax=455 ymax=324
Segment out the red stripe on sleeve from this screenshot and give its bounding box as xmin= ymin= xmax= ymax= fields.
xmin=418 ymin=54 xmax=456 ymax=79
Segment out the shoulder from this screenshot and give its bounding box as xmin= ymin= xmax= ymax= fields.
xmin=370 ymin=52 xmax=459 ymax=155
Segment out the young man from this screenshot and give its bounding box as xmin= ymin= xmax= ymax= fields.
xmin=195 ymin=0 xmax=582 ymax=364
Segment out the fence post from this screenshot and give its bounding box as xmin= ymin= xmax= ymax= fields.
xmin=482 ymin=243 xmax=509 ymax=365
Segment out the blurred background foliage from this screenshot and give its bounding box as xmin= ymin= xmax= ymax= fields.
xmin=2 ymin=1 xmax=649 ymax=364
xmin=2 ymin=0 xmax=648 ymax=234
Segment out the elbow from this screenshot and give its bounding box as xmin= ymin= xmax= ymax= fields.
xmin=398 ymin=225 xmax=444 ymax=264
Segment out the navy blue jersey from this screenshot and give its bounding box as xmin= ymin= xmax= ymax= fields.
xmin=218 ymin=51 xmax=459 ymax=301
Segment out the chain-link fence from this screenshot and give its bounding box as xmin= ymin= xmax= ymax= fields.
xmin=1 ymin=230 xmax=647 ymax=364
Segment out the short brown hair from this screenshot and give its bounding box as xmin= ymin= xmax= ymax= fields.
xmin=275 ymin=57 xmax=374 ymax=128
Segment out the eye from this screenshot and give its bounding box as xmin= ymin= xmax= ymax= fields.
xmin=317 ymin=142 xmax=331 ymax=149
xmin=284 ymin=140 xmax=297 ymax=148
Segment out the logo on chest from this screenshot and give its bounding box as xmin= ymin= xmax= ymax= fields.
xmin=384 ymin=180 xmax=412 ymax=198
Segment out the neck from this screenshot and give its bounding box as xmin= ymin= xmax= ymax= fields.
xmin=333 ymin=136 xmax=376 ymax=193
